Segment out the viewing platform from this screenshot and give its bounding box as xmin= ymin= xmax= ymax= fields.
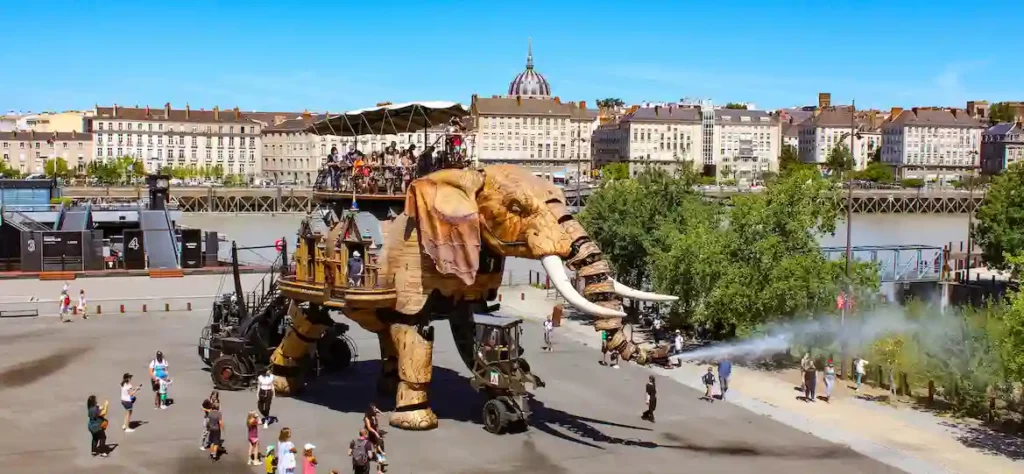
xmin=58 ymin=184 xmax=986 ymax=214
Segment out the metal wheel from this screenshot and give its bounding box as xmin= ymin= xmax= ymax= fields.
xmin=318 ymin=336 xmax=353 ymax=372
xmin=483 ymin=398 xmax=509 ymax=434
xmin=211 ymin=355 xmax=244 ymax=390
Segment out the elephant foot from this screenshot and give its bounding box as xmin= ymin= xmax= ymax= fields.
xmin=271 ymin=375 xmax=302 ymax=396
xmin=389 ymin=407 xmax=438 ymax=431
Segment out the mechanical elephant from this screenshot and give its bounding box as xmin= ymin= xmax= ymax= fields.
xmin=271 ymin=164 xmax=676 ymax=431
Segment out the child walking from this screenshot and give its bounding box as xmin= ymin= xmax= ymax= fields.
xmin=302 ymin=443 xmax=318 ymax=473
xmin=78 ymin=289 xmax=88 ymax=319
xmin=702 ymin=366 xmax=716 ymax=402
xmin=158 ymin=377 xmax=172 ymax=409
xmin=247 ymin=411 xmax=261 ymax=465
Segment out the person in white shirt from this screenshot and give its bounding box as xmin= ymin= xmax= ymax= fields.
xmin=256 ymin=368 xmax=275 ymax=428
xmin=854 ymin=357 xmax=869 ymax=392
xmin=120 ymin=373 xmax=140 ymax=432
xmin=543 ymin=317 xmax=554 ymax=351
xmin=148 ymin=351 xmax=169 ymax=409
xmin=673 ymin=330 xmax=684 ymax=354
xmin=78 ymin=289 xmax=88 ymax=320
xmin=277 ymin=427 xmax=297 ymax=474
xmin=652 ymin=317 xmax=663 ymax=344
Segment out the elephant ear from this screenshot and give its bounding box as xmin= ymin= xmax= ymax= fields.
xmin=405 ymin=169 xmax=485 ymax=286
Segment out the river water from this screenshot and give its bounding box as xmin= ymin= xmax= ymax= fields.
xmin=179 ymin=213 xmax=970 ymax=283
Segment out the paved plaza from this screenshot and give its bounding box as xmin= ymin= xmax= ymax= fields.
xmin=0 ymin=286 xmax=901 ymax=474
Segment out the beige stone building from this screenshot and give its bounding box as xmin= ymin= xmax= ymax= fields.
xmin=713 ymin=109 xmax=780 ymax=181
xmin=92 ymin=104 xmax=263 ymax=178
xmin=592 ymin=105 xmax=702 ymax=176
xmin=881 ymin=107 xmax=984 ymax=181
xmin=20 ymin=111 xmax=93 ymax=133
xmin=467 ymin=42 xmax=599 ymax=181
xmin=798 ymin=108 xmax=882 ymax=171
xmin=1 ymin=130 xmax=93 ymax=174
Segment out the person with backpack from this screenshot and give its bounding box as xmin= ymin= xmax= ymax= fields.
xmin=206 ymin=401 xmax=224 ymax=461
xmin=348 ymin=428 xmax=373 ymax=474
xmin=702 ymin=366 xmax=716 ymax=402
xmin=86 ymin=395 xmax=109 ymax=457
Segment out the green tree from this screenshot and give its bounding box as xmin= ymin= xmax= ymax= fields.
xmin=596 ymin=98 xmax=625 ymax=109
xmin=86 ymin=161 xmax=121 ymax=186
xmin=973 ymin=166 xmax=1024 ymax=271
xmin=851 ymin=162 xmax=894 ymax=183
xmin=724 ymin=103 xmax=748 ymax=110
xmin=600 ymin=162 xmax=630 ymax=181
xmin=779 ymin=144 xmax=801 ymax=171
xmin=1000 ymin=254 xmax=1024 ymax=384
xmin=900 ymin=178 xmax=925 ymax=189
xmin=0 ymin=160 xmax=21 ymax=178
xmin=870 ymin=147 xmax=881 ymax=163
xmin=211 ymin=164 xmax=225 ymax=179
xmin=44 ymin=157 xmax=73 ymax=180
xmin=825 ymin=143 xmax=854 ymax=176
xmin=988 ymin=102 xmax=1017 ymax=125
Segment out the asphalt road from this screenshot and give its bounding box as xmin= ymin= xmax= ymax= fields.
xmin=0 ymin=308 xmax=902 ymax=473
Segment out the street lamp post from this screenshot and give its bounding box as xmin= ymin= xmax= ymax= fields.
xmin=840 ymin=99 xmax=856 ymax=379
xmin=572 ymin=136 xmax=589 ymax=208
xmin=966 ymin=155 xmax=979 ymax=282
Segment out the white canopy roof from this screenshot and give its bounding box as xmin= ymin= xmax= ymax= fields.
xmin=308 ymin=101 xmax=468 ymax=137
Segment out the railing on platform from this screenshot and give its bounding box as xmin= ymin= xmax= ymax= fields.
xmin=820 ymin=245 xmax=945 ymax=283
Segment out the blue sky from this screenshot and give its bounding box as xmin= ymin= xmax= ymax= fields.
xmin=1 ymin=1 xmax=1021 ymax=113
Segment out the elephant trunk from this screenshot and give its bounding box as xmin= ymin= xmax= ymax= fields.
xmin=544 ymin=202 xmax=651 ymax=364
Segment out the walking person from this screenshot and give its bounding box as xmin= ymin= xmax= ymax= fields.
xmin=257 ymin=368 xmax=275 ymax=428
xmin=277 ymin=427 xmax=298 ymax=474
xmin=302 ymin=443 xmax=318 ymax=473
xmin=543 ymin=316 xmax=554 ymax=351
xmin=641 ymin=375 xmax=657 ymax=422
xmin=702 ymin=367 xmax=716 ymax=402
xmin=148 ymin=351 xmax=169 ymax=409
xmin=348 ymin=428 xmax=373 ymax=474
xmin=802 ymin=353 xmax=817 ymax=402
xmin=599 ymin=330 xmax=608 ymax=365
xmin=120 ymin=373 xmax=141 ymax=432
xmin=59 ymin=290 xmax=71 ymax=323
xmin=672 ymin=329 xmax=684 ymax=355
xmin=717 ymin=358 xmax=732 ymax=400
xmin=201 ymin=391 xmax=219 ymax=450
xmin=78 ymin=289 xmax=88 ymax=320
xmin=363 ymin=403 xmax=387 ymax=469
xmin=87 ymin=395 xmax=109 ymax=457
xmin=158 ymin=375 xmax=172 ymax=409
xmin=206 ymin=402 xmax=223 ymax=461
xmin=854 ymin=356 xmax=869 ymax=393
xmin=247 ymin=411 xmax=261 ymax=465
xmin=823 ymin=360 xmax=837 ymax=403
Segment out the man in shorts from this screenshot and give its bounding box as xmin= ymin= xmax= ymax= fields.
xmin=348 ymin=428 xmax=373 ymax=474
xmin=206 ymin=402 xmax=223 ymax=460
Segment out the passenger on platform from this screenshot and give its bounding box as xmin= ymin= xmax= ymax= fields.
xmin=385 ymin=141 xmax=399 ymax=166
xmin=348 ymin=251 xmax=364 ymax=287
xmin=416 ymin=145 xmax=435 ymax=178
xmin=343 ymin=145 xmax=363 ymax=164
xmin=327 ymin=146 xmax=341 ymax=191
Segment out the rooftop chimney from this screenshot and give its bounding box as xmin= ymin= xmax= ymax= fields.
xmin=516 ymin=95 xmax=522 ymax=106
xmin=911 ymin=107 xmax=919 ymax=116
xmin=890 ymin=107 xmax=904 ymax=120
xmin=234 ymin=106 xmax=240 ymax=120
xmin=214 ymin=106 xmax=220 ymax=121
xmin=654 ymin=105 xmax=661 ymax=116
xmin=164 ymin=102 xmax=171 ymax=117
xmin=112 ymin=103 xmax=118 ymax=117
xmin=580 ymin=101 xmax=586 ymax=109
xmin=554 ymin=97 xmax=561 ymax=104
xmin=185 ymin=104 xmax=190 ymax=120
xmin=145 ymin=105 xmax=151 ymax=117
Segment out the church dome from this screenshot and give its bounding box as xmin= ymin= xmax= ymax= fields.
xmin=507 ymin=40 xmax=551 ymax=98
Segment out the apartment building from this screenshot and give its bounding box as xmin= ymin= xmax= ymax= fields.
xmin=591 ymin=105 xmax=701 ymax=176
xmin=92 ymin=104 xmax=263 ymax=178
xmin=1 ymin=130 xmax=93 ymax=174
xmin=880 ymin=107 xmax=984 ymax=180
xmin=798 ymin=108 xmax=881 ymax=170
xmin=470 ymin=95 xmax=598 ymax=180
xmin=981 ymin=121 xmax=1024 ymax=175
xmin=715 ymin=109 xmax=780 ymax=181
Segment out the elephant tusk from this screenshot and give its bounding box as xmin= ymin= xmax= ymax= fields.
xmin=540 ymin=255 xmax=626 ymax=318
xmin=610 ymin=278 xmax=679 ymax=302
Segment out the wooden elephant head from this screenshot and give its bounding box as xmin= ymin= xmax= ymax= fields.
xmin=386 ymin=165 xmax=675 ymax=325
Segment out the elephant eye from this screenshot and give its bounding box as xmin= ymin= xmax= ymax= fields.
xmin=507 ymin=199 xmax=526 ymax=215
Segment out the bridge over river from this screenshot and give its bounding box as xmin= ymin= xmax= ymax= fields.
xmin=60 ymin=185 xmax=983 ymax=215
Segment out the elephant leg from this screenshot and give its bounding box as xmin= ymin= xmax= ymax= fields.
xmin=377 ymin=329 xmax=399 ymax=397
xmin=270 ymin=302 xmax=333 ymax=395
xmin=388 ymin=323 xmax=437 ymax=431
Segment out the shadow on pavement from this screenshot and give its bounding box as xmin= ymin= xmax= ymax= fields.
xmin=0 ymin=345 xmax=92 ymax=391
xmin=658 ymin=432 xmax=862 ymax=459
xmin=942 ymin=421 xmax=1024 ymax=460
